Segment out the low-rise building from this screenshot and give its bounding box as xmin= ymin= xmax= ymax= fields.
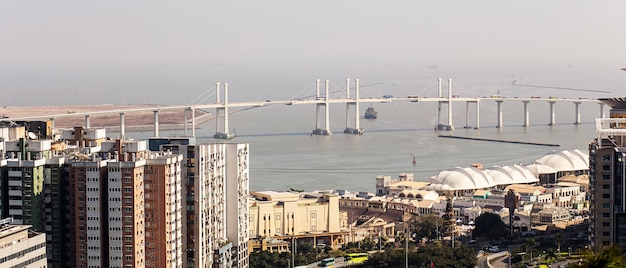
xmin=249 ymin=191 xmax=347 ymax=251
xmin=0 ymin=218 xmax=47 ymax=268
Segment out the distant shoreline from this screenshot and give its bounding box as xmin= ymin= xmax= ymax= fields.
xmin=1 ymin=104 xmax=213 ymax=130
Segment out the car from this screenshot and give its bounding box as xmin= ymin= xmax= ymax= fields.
xmin=488 ymin=246 xmax=500 ymax=253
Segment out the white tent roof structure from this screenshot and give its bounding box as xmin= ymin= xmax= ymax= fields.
xmin=429 ymin=166 xmax=496 ymax=190
xmin=484 ymin=165 xmax=540 ymax=186
xmin=533 ymin=149 xmax=589 ymax=172
xmin=525 ymin=164 xmax=558 ymax=176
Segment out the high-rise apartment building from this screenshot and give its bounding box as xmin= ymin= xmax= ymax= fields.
xmin=155 ymin=139 xmax=250 ymax=268
xmin=0 ymin=126 xmax=69 ymax=268
xmin=589 ymin=98 xmax=626 ymax=250
xmin=68 ymin=138 xmax=185 ymax=268
xmin=144 ymin=152 xmax=183 ymax=268
xmin=225 ymin=143 xmax=249 ymax=268
xmin=0 ymin=125 xmax=249 ymax=268
xmin=69 ymin=159 xmax=108 ymax=268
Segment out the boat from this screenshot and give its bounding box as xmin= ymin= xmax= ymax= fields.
xmin=364 ymin=106 xmax=377 ymax=119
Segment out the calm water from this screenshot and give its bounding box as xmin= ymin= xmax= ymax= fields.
xmin=153 ymin=100 xmax=598 ymax=193
xmin=128 ymin=77 xmax=607 ymax=193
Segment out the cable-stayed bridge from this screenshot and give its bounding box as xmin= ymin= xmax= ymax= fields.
xmin=1 ymin=78 xmax=606 ymax=140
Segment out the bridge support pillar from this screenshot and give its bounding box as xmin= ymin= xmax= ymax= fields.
xmin=214 ymin=83 xmax=235 ymax=139
xmin=464 ymin=101 xmax=479 ymax=129
xmin=119 ymin=112 xmax=125 ymax=139
xmin=313 ymin=79 xmax=332 ymax=135
xmin=436 ymin=78 xmax=454 ymax=131
xmin=355 ymin=79 xmax=361 ymax=131
xmin=447 ymin=78 xmax=453 ymax=130
xmin=191 ymin=107 xmax=196 ymax=137
xmin=344 ymin=78 xmax=363 ymax=135
xmin=476 ymin=101 xmax=480 ymax=129
xmin=496 ymin=100 xmax=504 ymax=128
xmin=184 ymin=108 xmax=188 ymax=136
xmin=549 ymin=101 xmax=556 ymax=126
xmin=574 ymin=102 xmax=581 ymax=125
xmin=85 ymin=115 xmax=90 ymax=129
xmin=522 ymin=101 xmax=530 ymax=127
xmin=153 ymin=110 xmax=159 ymax=137
xmin=464 ymin=101 xmax=470 ymax=128
xmin=599 ymin=103 xmax=605 ymax=118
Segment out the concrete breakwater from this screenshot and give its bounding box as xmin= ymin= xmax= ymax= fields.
xmin=438 ymin=134 xmax=560 ymax=147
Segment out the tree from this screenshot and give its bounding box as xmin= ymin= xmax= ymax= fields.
xmin=568 ymin=245 xmax=625 ymax=268
xmin=249 ymin=251 xmax=288 ymax=268
xmin=412 ymin=214 xmax=443 ymax=242
xmin=524 ymin=238 xmax=536 ymax=261
xmin=472 ymin=212 xmax=507 ymax=240
xmin=554 ymin=232 xmax=564 ymax=253
xmin=361 ymin=244 xmax=476 ymax=268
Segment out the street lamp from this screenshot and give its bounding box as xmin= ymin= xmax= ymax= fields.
xmin=468 ymin=220 xmax=475 ymax=241
xmin=291 ymin=236 xmax=295 ymax=268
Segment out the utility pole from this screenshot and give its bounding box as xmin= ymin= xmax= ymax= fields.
xmin=405 ymin=222 xmax=409 ymax=268
xmin=379 ymin=229 xmax=382 ymax=251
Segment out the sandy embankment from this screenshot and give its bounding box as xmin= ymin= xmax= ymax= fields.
xmin=0 ymin=104 xmax=213 ymax=131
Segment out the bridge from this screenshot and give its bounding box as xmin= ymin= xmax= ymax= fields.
xmin=0 ymin=78 xmax=606 ymax=139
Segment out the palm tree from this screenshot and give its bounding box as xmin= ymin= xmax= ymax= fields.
xmin=569 ymin=245 xmax=625 ymax=268
xmin=555 ymin=232 xmax=564 ymax=254
xmin=524 ymin=238 xmax=536 ymax=262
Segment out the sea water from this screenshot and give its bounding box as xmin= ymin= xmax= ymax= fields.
xmin=133 ymin=97 xmax=598 ymax=193
xmin=124 ymin=74 xmax=612 ymax=193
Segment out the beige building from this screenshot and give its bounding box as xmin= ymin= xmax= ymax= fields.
xmin=249 ymin=191 xmax=346 ymax=250
xmin=0 ymin=218 xmax=47 ymax=268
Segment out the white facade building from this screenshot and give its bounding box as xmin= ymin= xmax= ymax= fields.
xmin=0 ymin=219 xmax=47 ymax=268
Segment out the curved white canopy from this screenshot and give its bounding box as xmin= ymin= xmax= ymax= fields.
xmin=430 ymin=166 xmax=495 ymax=190
xmin=484 ymin=165 xmax=539 ymax=186
xmin=533 ymin=149 xmax=589 ymax=172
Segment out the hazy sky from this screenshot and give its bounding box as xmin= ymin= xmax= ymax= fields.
xmin=2 ymin=1 xmax=626 ymax=105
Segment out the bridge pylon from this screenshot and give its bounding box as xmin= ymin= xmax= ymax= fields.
xmin=312 ymin=79 xmax=332 ymax=135
xmin=343 ymin=78 xmax=364 ymax=135
xmin=214 ymin=82 xmax=235 ymax=140
xmin=437 ymin=78 xmax=455 ymax=131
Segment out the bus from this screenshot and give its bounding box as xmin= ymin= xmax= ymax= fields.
xmin=318 ymin=257 xmax=335 ymax=267
xmin=344 ymin=253 xmax=368 ymax=266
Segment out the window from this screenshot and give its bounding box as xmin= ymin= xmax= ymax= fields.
xmin=602 ymin=203 xmax=611 ymax=208
xmin=603 ymin=165 xmax=611 ymax=171
xmin=311 ymin=211 xmax=316 ymax=219
xmin=603 ymin=212 xmax=610 ymax=217
xmin=602 ymin=222 xmax=610 ymax=227
xmin=603 ymin=174 xmax=611 ymax=180
xmin=602 ymin=184 xmax=611 ymax=190
xmin=602 ymin=155 xmax=611 ymax=162
xmin=603 ymin=231 xmax=610 ymax=236
xmin=603 ymin=194 xmax=611 ymax=199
